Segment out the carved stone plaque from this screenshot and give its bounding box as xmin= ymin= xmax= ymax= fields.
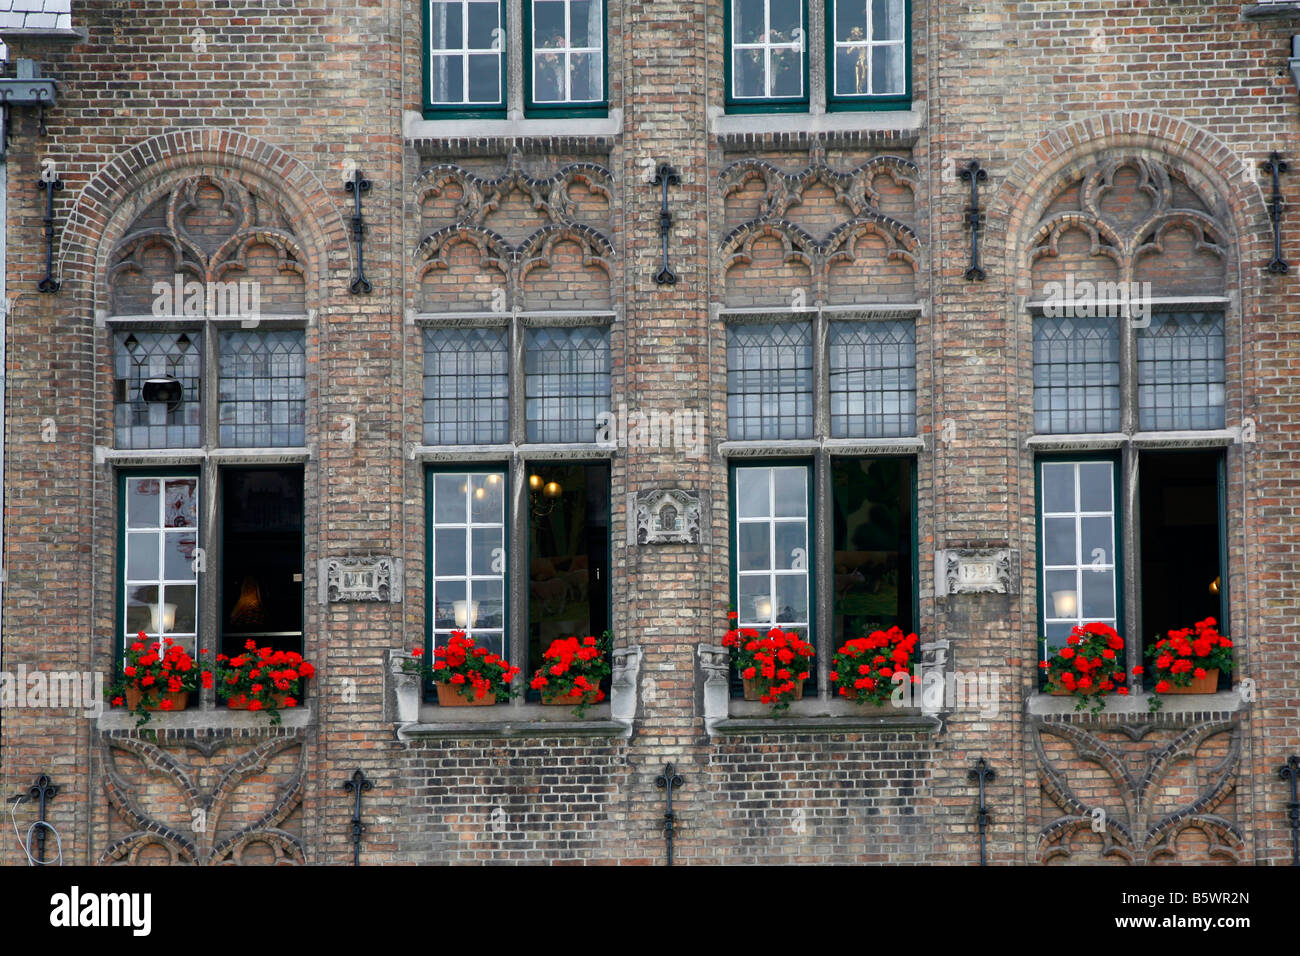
xmin=935 ymin=548 xmax=1019 ymax=597
xmin=632 ymin=489 xmax=701 ymax=545
xmin=319 ymin=556 xmax=401 ymax=603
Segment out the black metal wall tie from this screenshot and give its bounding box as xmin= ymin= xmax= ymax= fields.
xmin=37 ymin=175 xmax=62 ymax=293
xmin=654 ymin=762 xmax=683 ymax=866
xmin=10 ymin=774 xmax=58 ymax=864
xmin=650 ymin=163 xmax=680 ymax=285
xmin=1265 ymin=152 xmax=1289 ymax=274
xmin=345 ymin=168 xmax=372 ymax=294
xmin=968 ymin=757 xmax=994 ymax=866
xmin=959 ymin=160 xmax=988 ymax=281
xmin=1281 ymin=755 xmax=1300 ymax=866
xmin=341 ymin=768 xmax=373 ymax=866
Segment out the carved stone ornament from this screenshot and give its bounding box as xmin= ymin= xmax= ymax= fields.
xmin=935 ymin=548 xmax=1020 ymax=597
xmin=635 ymin=488 xmax=701 ymax=545
xmin=320 ymin=556 xmax=400 ymax=603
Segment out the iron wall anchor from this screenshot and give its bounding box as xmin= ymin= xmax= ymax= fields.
xmin=654 ymin=762 xmax=683 ymax=866
xmin=1265 ymin=152 xmax=1289 ymax=275
xmin=341 ymin=768 xmax=373 ymax=866
xmin=37 ymin=176 xmax=62 ymax=293
xmin=968 ymin=757 xmax=994 ymax=866
xmin=1281 ymin=755 xmax=1300 ymax=866
xmin=959 ymin=160 xmax=988 ymax=282
xmin=345 ymin=168 xmax=373 ymax=294
xmin=650 ymin=163 xmax=680 ymax=285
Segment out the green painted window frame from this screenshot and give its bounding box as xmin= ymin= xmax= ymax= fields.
xmin=424 ymin=464 xmax=512 ymax=702
xmin=1034 ymin=453 xmax=1125 ymax=682
xmin=825 ymin=0 xmax=912 ymax=112
xmin=724 ymin=0 xmax=811 ymax=114
xmin=728 ymin=460 xmax=816 ymax=675
xmin=422 ymin=0 xmax=509 ymax=119
xmin=115 ymin=467 xmax=202 ymax=674
xmin=523 ymin=0 xmax=609 ymax=117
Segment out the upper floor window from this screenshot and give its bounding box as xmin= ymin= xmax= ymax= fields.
xmin=725 ymin=0 xmax=911 ymax=113
xmin=423 ymin=0 xmax=607 ymax=117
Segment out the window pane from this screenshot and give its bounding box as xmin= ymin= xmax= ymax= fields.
xmin=1138 ymin=451 xmax=1224 ymax=651
xmin=423 ymin=327 xmax=509 ymax=445
xmin=1137 ymin=311 xmax=1226 ymax=431
xmin=735 ymin=0 xmax=765 ymax=44
xmin=527 ymin=463 xmax=610 ymax=694
xmin=832 ymin=0 xmax=905 ymax=98
xmin=1038 ymin=460 xmax=1117 ymax=659
xmin=731 ymin=0 xmax=804 ymax=100
xmin=831 ymin=458 xmax=914 ymax=644
xmin=429 ymin=470 xmax=507 ymax=666
xmin=218 ymin=330 xmax=306 ymax=448
xmin=830 ymin=320 xmax=916 ymax=438
xmin=1033 ymin=315 xmax=1120 ymax=434
xmin=734 ymin=465 xmax=810 ymax=634
xmin=114 ymin=331 xmax=202 ymax=449
xmin=726 ymin=322 xmax=813 ymax=440
xmin=122 ymin=474 xmax=199 ymax=655
xmin=220 ymin=468 xmax=304 ymax=657
xmin=525 ymin=326 xmax=611 ymax=443
xmin=530 ymin=0 xmax=603 ymax=104
xmin=429 ymin=0 xmax=504 ymax=106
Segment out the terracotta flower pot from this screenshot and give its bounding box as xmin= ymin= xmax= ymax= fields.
xmin=436 ymin=681 xmax=496 ymax=706
xmin=1160 ymin=668 xmax=1219 ymax=695
xmin=541 ymin=686 xmax=601 ymax=706
xmin=743 ymin=677 xmax=805 ymax=701
xmin=124 ymin=686 xmax=190 ymax=712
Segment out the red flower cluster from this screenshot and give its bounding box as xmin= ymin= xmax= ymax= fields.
xmin=418 ymin=631 xmax=520 ymax=702
xmin=723 ymin=626 xmax=814 ymax=710
xmin=829 ymin=627 xmax=920 ymax=706
xmin=528 ymin=633 xmax=611 ymax=716
xmin=212 ymin=639 xmax=315 ymax=724
xmin=1040 ymin=622 xmax=1137 ymax=714
xmin=107 ymin=632 xmax=212 ymax=725
xmin=1146 ymin=617 xmax=1232 ymax=701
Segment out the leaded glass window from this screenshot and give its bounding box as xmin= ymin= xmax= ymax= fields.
xmin=113 ymin=331 xmax=202 ymax=449
xmin=218 ymin=330 xmax=306 ymax=448
xmin=524 ymin=326 xmax=611 ymax=443
xmin=1032 ymin=315 xmax=1121 ymax=434
xmin=727 ymin=321 xmax=813 ymax=440
xmin=1137 ymin=311 xmax=1225 ymax=431
xmin=829 ymin=320 xmax=916 ymax=438
xmin=423 ymin=327 xmax=509 ymax=445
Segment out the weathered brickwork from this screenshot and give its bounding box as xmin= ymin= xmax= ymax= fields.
xmin=1 ymin=2 xmax=1298 ymax=866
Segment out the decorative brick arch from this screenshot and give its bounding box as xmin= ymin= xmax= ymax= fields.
xmin=59 ymin=128 xmax=351 ymax=315
xmin=991 ymin=112 xmax=1272 ymax=288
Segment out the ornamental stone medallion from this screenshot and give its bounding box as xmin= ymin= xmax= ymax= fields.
xmin=632 ymin=489 xmax=702 ymax=545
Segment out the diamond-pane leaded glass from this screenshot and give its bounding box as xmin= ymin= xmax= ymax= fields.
xmin=424 ymin=327 xmax=509 ymax=444
xmin=829 ymin=320 xmax=916 ymax=438
xmin=114 ymin=331 xmax=202 ymax=449
xmin=1138 ymin=311 xmax=1225 ymax=431
xmin=524 ymin=326 xmax=610 ymax=443
xmin=727 ymin=321 xmax=813 ymax=440
xmin=1032 ymin=315 xmax=1120 ymax=434
xmin=218 ymin=330 xmax=306 ymax=447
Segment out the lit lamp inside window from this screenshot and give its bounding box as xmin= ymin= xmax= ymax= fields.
xmin=1051 ymin=590 xmax=1078 ymax=619
xmin=752 ymin=596 xmax=773 ymax=622
xmin=149 ymin=602 xmax=178 ymax=634
xmin=453 ymin=600 xmax=479 ymax=629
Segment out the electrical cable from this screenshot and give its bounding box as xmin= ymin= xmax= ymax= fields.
xmin=9 ymin=793 xmax=62 ymax=865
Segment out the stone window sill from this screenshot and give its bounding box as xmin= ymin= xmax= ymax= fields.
xmin=713 ymin=697 xmax=941 ymax=736
xmin=399 ymin=702 xmax=626 ymax=740
xmin=710 ymin=107 xmax=923 ymax=151
xmin=96 ymin=704 xmax=313 ymax=733
xmin=404 ymin=110 xmax=621 ymax=155
xmin=1026 ymin=690 xmax=1244 ymax=719
xmin=1243 ymin=3 xmax=1300 ymax=18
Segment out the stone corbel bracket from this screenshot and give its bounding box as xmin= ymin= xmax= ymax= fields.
xmin=610 ymin=645 xmax=642 ymax=734
xmin=699 ymin=643 xmax=730 ymax=736
xmin=389 ymin=650 xmax=421 ymax=739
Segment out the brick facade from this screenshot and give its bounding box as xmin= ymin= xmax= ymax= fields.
xmin=1 ymin=1 xmax=1297 ymax=866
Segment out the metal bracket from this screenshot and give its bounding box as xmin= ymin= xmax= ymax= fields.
xmin=345 ymin=169 xmax=372 ymax=294
xmin=1280 ymin=755 xmax=1299 ymax=866
xmin=650 ymin=163 xmax=680 ymax=285
xmin=37 ymin=176 xmax=63 ymax=293
xmin=959 ymin=160 xmax=988 ymax=282
xmin=1265 ymin=152 xmax=1289 ymax=275
xmin=968 ymin=758 xmax=994 ymax=866
xmin=10 ymin=774 xmax=58 ymax=863
xmin=341 ymin=769 xmax=373 ymax=866
xmin=654 ymin=762 xmax=683 ymax=866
